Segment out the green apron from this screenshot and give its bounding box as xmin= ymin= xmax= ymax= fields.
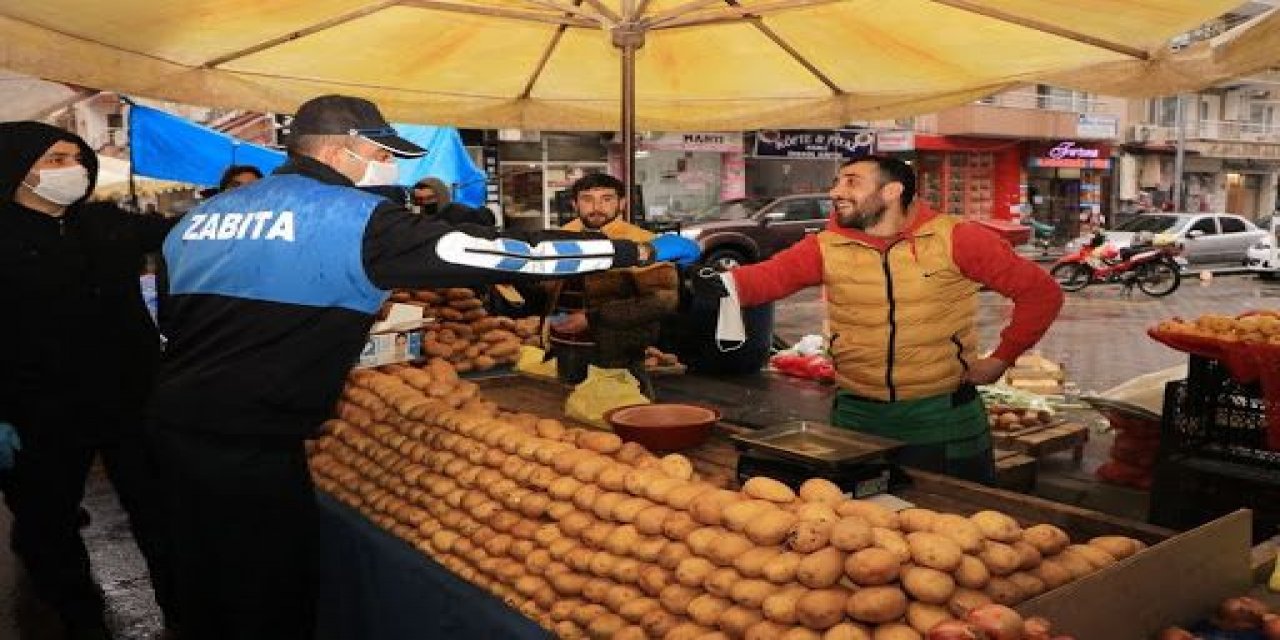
xmin=832 ymin=387 xmax=996 ymax=484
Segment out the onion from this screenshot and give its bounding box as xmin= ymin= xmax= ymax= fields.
xmin=1263 ymin=613 xmax=1280 ymax=640
xmin=1157 ymin=628 xmax=1196 ymax=640
xmin=1023 ymin=616 xmax=1052 ymax=640
xmin=927 ymin=620 xmax=985 ymax=640
xmin=1216 ymin=596 xmax=1269 ymax=630
xmin=967 ymin=604 xmax=1025 ymax=640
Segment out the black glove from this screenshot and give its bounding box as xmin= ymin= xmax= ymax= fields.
xmin=685 ymin=266 xmax=730 ymax=299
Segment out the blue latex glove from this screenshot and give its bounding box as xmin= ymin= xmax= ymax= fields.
xmin=650 ymin=234 xmax=701 ymax=266
xmin=0 ymin=422 xmax=21 ymax=471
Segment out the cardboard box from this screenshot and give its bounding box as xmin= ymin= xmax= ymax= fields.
xmin=355 ymin=303 xmax=430 ymax=369
xmin=1018 ymin=509 xmax=1254 ymax=640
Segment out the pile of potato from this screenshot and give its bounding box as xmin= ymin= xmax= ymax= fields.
xmin=1155 ymin=311 xmax=1280 ymax=345
xmin=987 ymin=407 xmax=1055 ymax=432
xmin=388 ymin=288 xmax=542 ymax=372
xmin=311 ymin=358 xmax=1146 ymax=639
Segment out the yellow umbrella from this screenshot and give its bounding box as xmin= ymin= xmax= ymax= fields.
xmin=0 ymin=1 xmax=1245 ymax=199
xmin=0 ymin=0 xmax=1244 ymax=131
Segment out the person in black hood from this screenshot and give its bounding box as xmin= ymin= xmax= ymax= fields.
xmin=411 ymin=176 xmax=496 ymax=226
xmin=0 ymin=121 xmax=178 ymax=640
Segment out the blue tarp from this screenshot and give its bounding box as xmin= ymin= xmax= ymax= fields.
xmin=129 ymin=104 xmax=486 ymax=206
xmin=129 ymin=104 xmax=286 ymax=186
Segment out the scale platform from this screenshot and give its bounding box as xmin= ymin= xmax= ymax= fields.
xmin=730 ymin=421 xmax=909 ymax=498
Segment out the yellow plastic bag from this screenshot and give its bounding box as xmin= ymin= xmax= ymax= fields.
xmin=564 ymin=365 xmax=651 ymax=428
xmin=514 ymin=345 xmax=558 ymax=379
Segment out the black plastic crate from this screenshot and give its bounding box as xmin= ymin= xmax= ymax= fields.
xmin=1160 ymin=370 xmax=1279 ymax=466
xmin=1149 ymin=452 xmax=1280 ymax=542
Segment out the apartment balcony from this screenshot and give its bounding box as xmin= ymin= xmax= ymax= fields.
xmin=923 ymin=91 xmax=1120 ymax=140
xmin=1127 ymin=120 xmax=1280 ymax=160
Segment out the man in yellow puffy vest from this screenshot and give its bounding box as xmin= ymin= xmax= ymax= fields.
xmin=691 ymin=156 xmax=1063 ymax=483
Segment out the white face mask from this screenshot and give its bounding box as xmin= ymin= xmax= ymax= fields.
xmin=345 ymin=149 xmax=399 ymax=186
xmin=23 ymin=165 xmax=91 ymax=205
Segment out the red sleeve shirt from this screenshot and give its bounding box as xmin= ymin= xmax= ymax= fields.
xmin=951 ymin=222 xmax=1064 ymax=363
xmin=728 ymin=220 xmax=1063 ymax=365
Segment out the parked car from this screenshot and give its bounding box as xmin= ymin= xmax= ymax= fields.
xmin=679 ymin=193 xmax=832 ymax=269
xmin=1063 ymin=213 xmax=1266 ymax=266
xmin=1245 ymin=214 xmax=1278 ymax=277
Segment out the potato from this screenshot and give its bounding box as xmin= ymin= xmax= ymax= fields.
xmin=845 ymin=586 xmax=909 ymax=624
xmin=656 ymin=542 xmax=692 ymax=571
xmin=612 ymin=496 xmax=654 ymax=523
xmin=930 ymin=514 xmax=984 ymax=553
xmin=898 ymin=508 xmax=938 ymax=533
xmin=718 ymin=605 xmax=765 ymax=638
xmin=635 ymin=505 xmax=674 ymax=536
xmin=969 ymin=510 xmax=1022 ymax=543
xmin=797 ymin=588 xmax=851 ymax=630
xmin=762 ymin=551 xmax=804 ymax=584
xmin=614 ymin=625 xmax=647 ymax=640
xmin=900 ymin=565 xmax=956 ymax=604
xmin=1053 ymin=550 xmax=1095 ymax=579
xmin=946 ymin=587 xmax=993 ymax=618
xmin=632 ymin=535 xmax=668 ymax=563
xmin=982 ymin=577 xmax=1023 ymax=608
xmin=747 ymin=510 xmax=800 ymax=546
xmin=664 ymin=483 xmax=710 ymax=510
xmin=761 ymin=585 xmax=807 ymax=625
xmin=661 ymin=511 xmax=700 ymax=541
xmin=687 ymin=594 xmax=733 ymax=628
xmin=797 ymin=547 xmax=846 ymax=588
xmin=871 ymin=623 xmax=922 ymax=640
xmin=745 ymin=620 xmax=791 ymax=640
xmin=612 ymin=558 xmax=642 ymax=584
xmin=605 ymin=584 xmax=645 ymax=611
xmin=735 ymin=546 xmax=783 ymax=578
xmin=744 ymin=476 xmax=798 ymax=503
xmin=953 ymin=554 xmax=991 ymax=589
xmin=686 ymin=526 xmax=722 ymax=556
xmin=665 ymin=622 xmax=716 ymax=640
xmin=844 ymin=547 xmax=901 ymax=586
xmin=830 ymin=517 xmax=874 ymax=552
xmin=1007 ymin=571 xmax=1046 ymax=599
xmin=659 ymin=584 xmax=701 ymax=615
xmin=1065 ymin=543 xmax=1117 ymax=570
xmin=1088 ymin=535 xmax=1143 ymax=560
xmin=691 ymin=489 xmax=742 ymax=526
xmin=825 ymin=622 xmax=873 ymax=640
xmin=906 ymin=532 xmax=963 ymax=572
xmin=640 ymin=608 xmax=682 ymax=638
xmin=638 ymin=565 xmax=673 ymax=596
xmin=782 ymin=629 xmax=823 ymax=640
xmin=618 ymin=598 xmax=662 ymax=623
xmin=872 ymin=528 xmax=912 ymax=564
xmin=787 ymin=519 xmax=833 ymax=554
xmin=705 ymin=567 xmax=742 ymax=598
xmin=978 ymin=541 xmax=1022 ymax=577
xmin=1022 ymin=524 xmax=1070 ymax=556
xmin=905 ymin=602 xmax=954 ymax=635
xmin=1011 ymin=540 xmax=1043 ymax=571
xmin=793 ymin=502 xmax=840 ymax=524
xmin=836 ymin=500 xmax=899 ymax=529
xmin=1031 ymin=557 xmax=1073 ymax=589
xmin=676 ymin=556 xmax=717 ymax=587
xmin=730 ymin=579 xmax=780 ymax=609
xmin=550 ymin=571 xmax=590 ymax=596
xmin=594 ymin=465 xmax=629 ymax=492
xmin=659 ymin=454 xmax=695 ymax=481
xmin=798 ymin=478 xmax=845 ymax=506
xmin=724 ymin=500 xmax=778 ymax=532
xmin=708 ymin=532 xmax=756 ymax=566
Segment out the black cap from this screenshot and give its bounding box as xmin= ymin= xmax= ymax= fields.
xmin=289 ymin=95 xmax=426 ymax=158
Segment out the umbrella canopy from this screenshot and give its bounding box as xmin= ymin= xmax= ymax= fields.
xmin=0 ymin=0 xmax=1246 ymax=131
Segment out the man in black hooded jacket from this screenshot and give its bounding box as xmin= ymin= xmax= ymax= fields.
xmin=0 ymin=121 xmax=177 ymax=640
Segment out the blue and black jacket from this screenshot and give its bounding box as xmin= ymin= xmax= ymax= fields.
xmin=151 ymin=155 xmax=644 ymax=437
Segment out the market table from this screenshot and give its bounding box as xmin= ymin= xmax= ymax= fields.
xmin=315 ymin=492 xmax=551 ymax=640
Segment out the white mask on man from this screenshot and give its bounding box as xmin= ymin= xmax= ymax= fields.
xmin=22 ymin=165 xmax=91 ymax=205
xmin=345 ymin=149 xmax=400 ymax=186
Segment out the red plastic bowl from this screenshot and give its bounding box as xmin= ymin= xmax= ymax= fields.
xmin=603 ymin=403 xmax=721 ymax=451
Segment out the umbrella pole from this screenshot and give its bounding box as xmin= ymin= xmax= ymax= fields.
xmin=622 ymin=40 xmax=637 ymax=223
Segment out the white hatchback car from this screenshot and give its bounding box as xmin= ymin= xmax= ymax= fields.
xmin=1066 ymin=213 xmax=1267 ymax=266
xmin=1245 ymin=215 xmax=1278 ymax=277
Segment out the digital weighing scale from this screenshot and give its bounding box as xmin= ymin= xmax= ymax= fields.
xmin=730 ymin=421 xmax=909 ymax=499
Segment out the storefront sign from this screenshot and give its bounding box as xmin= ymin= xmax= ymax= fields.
xmin=1076 ymin=114 xmax=1118 ymax=139
xmin=1029 ymin=141 xmax=1111 ymax=169
xmin=639 ymin=132 xmax=743 ymax=153
xmin=753 ymin=129 xmax=875 ymax=160
xmin=875 ymin=130 xmax=915 ymax=152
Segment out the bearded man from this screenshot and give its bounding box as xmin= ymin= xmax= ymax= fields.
xmin=690 ymin=156 xmax=1063 ymax=483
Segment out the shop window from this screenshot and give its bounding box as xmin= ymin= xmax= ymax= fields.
xmin=1189 ymin=217 xmax=1219 ymax=235
xmin=1218 ymin=216 xmax=1246 ymax=233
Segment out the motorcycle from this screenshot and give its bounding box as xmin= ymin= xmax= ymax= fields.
xmin=1051 ymin=234 xmax=1185 ymax=297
